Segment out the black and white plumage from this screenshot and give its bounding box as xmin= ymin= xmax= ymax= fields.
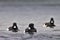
xmin=25 ymin=23 xmax=37 ymax=34
xmin=7 ymin=22 xmax=19 ymax=32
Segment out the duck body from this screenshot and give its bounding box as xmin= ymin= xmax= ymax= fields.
xmin=25 ymin=28 xmax=37 ymax=34
xmin=44 ymin=17 xmax=56 ymax=28
xmin=45 ymin=22 xmax=55 ymax=28
xmin=25 ymin=28 xmax=37 ymax=32
xmin=8 ymin=27 xmax=18 ymax=32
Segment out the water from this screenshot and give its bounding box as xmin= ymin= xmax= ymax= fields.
xmin=0 ymin=1 xmax=60 ymax=40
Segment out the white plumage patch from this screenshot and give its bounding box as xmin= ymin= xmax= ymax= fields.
xmin=14 ymin=26 xmax=16 ymax=28
xmin=6 ymin=28 xmax=9 ymax=31
xmin=43 ymin=24 xmax=47 ymax=28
